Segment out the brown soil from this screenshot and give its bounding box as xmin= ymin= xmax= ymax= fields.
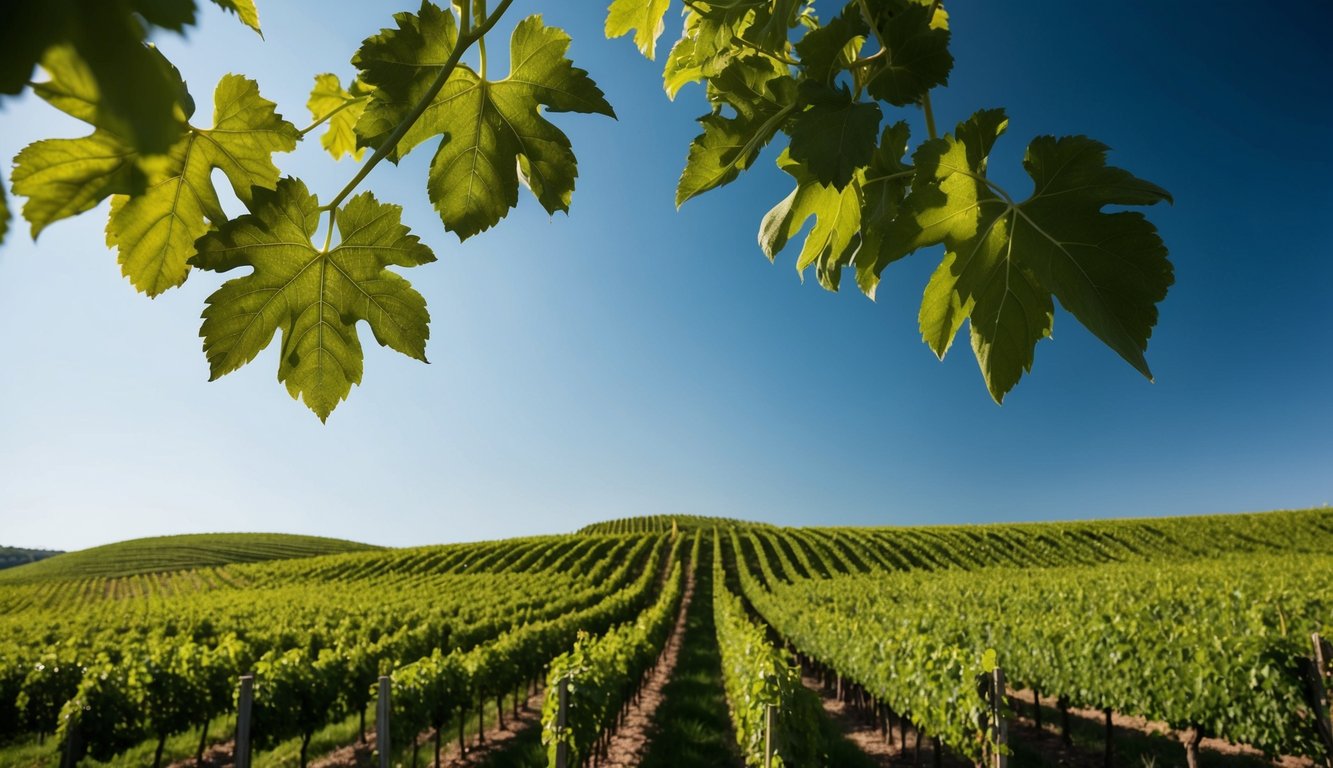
xmin=799 ymin=673 xmax=969 ymax=767
xmin=168 ymin=687 xmax=547 ymax=768
xmin=1006 ymin=687 xmax=1318 ymax=768
xmin=598 ymin=563 xmax=697 ymax=767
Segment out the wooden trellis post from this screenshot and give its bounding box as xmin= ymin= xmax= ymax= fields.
xmin=990 ymin=667 xmax=1008 ymax=768
xmin=376 ymin=676 xmax=391 ymax=768
xmin=555 ymin=676 xmax=570 ymax=768
xmin=764 ymin=703 xmax=776 ymax=767
xmin=235 ymin=675 xmax=254 ymax=768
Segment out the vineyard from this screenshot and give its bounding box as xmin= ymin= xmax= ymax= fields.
xmin=1 ymin=509 xmax=1331 ymax=768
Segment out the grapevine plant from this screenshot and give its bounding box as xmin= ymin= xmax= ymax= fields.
xmin=0 ymin=0 xmax=1173 ymax=419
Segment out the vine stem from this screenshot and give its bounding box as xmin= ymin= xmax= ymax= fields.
xmin=316 ymin=0 xmax=515 ymax=245
xmin=920 ymin=0 xmax=941 ymax=139
xmin=298 ymin=97 xmax=368 ymax=137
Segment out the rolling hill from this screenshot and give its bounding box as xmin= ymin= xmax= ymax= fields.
xmin=0 ymin=532 xmax=378 ymax=582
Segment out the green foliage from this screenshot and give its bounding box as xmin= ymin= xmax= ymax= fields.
xmin=605 ymin=0 xmax=672 ymax=60
xmin=109 ymin=75 xmax=299 ymax=295
xmin=192 ymin=178 xmax=435 ymax=421
xmin=209 ymin=0 xmax=262 ymax=34
xmin=307 ymin=73 xmax=369 ymax=161
xmin=1 ymin=0 xmax=1175 ymax=415
xmin=909 ymin=110 xmax=1172 ymax=399
xmin=543 ymin=533 xmax=692 ymax=764
xmin=636 ymin=0 xmax=1173 ymax=401
xmin=712 ymin=533 xmax=826 ymax=767
xmin=354 ymin=7 xmax=615 ymax=239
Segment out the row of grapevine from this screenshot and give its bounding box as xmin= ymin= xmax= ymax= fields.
xmin=730 ymin=528 xmax=996 ymax=764
xmin=712 ymin=532 xmax=826 ymax=767
xmin=379 ymin=531 xmax=683 ymax=768
xmin=0 ymin=534 xmax=664 ymax=766
xmin=541 ymin=529 xmax=699 ymax=765
xmin=734 ymin=525 xmax=1333 ymax=764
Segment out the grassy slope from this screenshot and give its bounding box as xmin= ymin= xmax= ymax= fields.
xmin=0 ymin=532 xmax=378 ymax=582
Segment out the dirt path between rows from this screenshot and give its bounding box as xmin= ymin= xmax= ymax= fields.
xmin=171 ymin=685 xmax=546 ymax=768
xmin=598 ymin=563 xmax=697 ymax=766
xmin=800 ymin=673 xmax=969 ymax=767
xmin=1007 ymin=686 xmax=1317 ymax=768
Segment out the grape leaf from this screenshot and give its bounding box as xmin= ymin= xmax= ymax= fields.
xmin=0 ymin=4 xmax=191 ymax=154
xmin=191 ymin=178 xmax=435 ymax=421
xmin=854 ymin=121 xmax=913 ymax=298
xmin=861 ymin=1 xmax=952 ymax=107
xmin=787 ymin=82 xmax=881 ymax=190
xmin=12 ymin=131 xmax=144 ymax=237
xmin=106 ymin=74 xmax=298 ymax=296
xmin=907 ymin=109 xmax=1172 ymax=402
xmin=677 ymin=56 xmax=797 ymax=205
xmin=355 ymin=6 xmax=615 ymax=240
xmin=307 ymin=73 xmax=368 ymax=161
xmin=794 ymin=7 xmax=867 ymax=85
xmin=759 ymin=150 xmax=862 ymax=291
xmin=605 ymin=0 xmax=671 ymax=60
xmin=662 ymin=33 xmax=704 ymax=99
xmin=208 ymin=0 xmax=261 ymax=34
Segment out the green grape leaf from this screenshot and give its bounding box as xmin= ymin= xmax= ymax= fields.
xmin=307 ymin=73 xmax=368 ymax=161
xmin=356 ymin=6 xmax=615 ymax=240
xmin=862 ymin=2 xmax=952 ymax=107
xmin=191 ymin=178 xmax=436 ymax=422
xmin=854 ymin=121 xmax=913 ymax=298
xmin=662 ymin=34 xmax=704 ymax=99
xmin=132 ymin=0 xmax=196 ymax=32
xmin=30 ymin=45 xmax=104 ymax=126
xmin=759 ymin=150 xmax=862 ymax=292
xmin=677 ymin=57 xmax=797 ymax=205
xmin=794 ymin=6 xmax=866 ymax=85
xmin=908 ymin=109 xmax=1172 ymax=402
xmin=208 ymin=0 xmax=261 ymax=34
xmin=11 ymin=131 xmax=144 ymax=237
xmin=352 ymin=1 xmax=461 ymax=157
xmin=744 ymin=0 xmax=803 ymax=53
xmin=72 ymin=2 xmax=192 ymax=154
xmin=605 ymin=0 xmax=671 ymax=60
xmin=787 ymin=83 xmax=881 ymax=190
xmin=107 ymin=74 xmax=298 ymax=296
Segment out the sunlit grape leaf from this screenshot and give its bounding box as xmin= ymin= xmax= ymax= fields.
xmin=861 ymin=2 xmax=951 ymax=106
xmin=355 ymin=6 xmax=615 ymax=240
xmin=907 ymin=109 xmax=1172 ymax=402
xmin=191 ymin=178 xmax=435 ymax=421
xmin=352 ymin=1 xmax=461 ymax=157
xmin=208 ymin=0 xmax=261 ymax=34
xmin=787 ymin=83 xmax=881 ymax=190
xmin=854 ymin=121 xmax=913 ymax=298
xmin=605 ymin=0 xmax=671 ymax=60
xmin=307 ymin=73 xmax=368 ymax=161
xmin=677 ymin=57 xmax=796 ymax=205
xmin=662 ymin=33 xmax=704 ymax=99
xmin=30 ymin=45 xmax=104 ymax=125
xmin=106 ymin=74 xmax=298 ymax=296
xmin=12 ymin=131 xmax=144 ymax=237
xmin=759 ymin=150 xmax=862 ymax=291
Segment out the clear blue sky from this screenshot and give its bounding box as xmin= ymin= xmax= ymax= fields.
xmin=1 ymin=1 xmax=1329 ymax=550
